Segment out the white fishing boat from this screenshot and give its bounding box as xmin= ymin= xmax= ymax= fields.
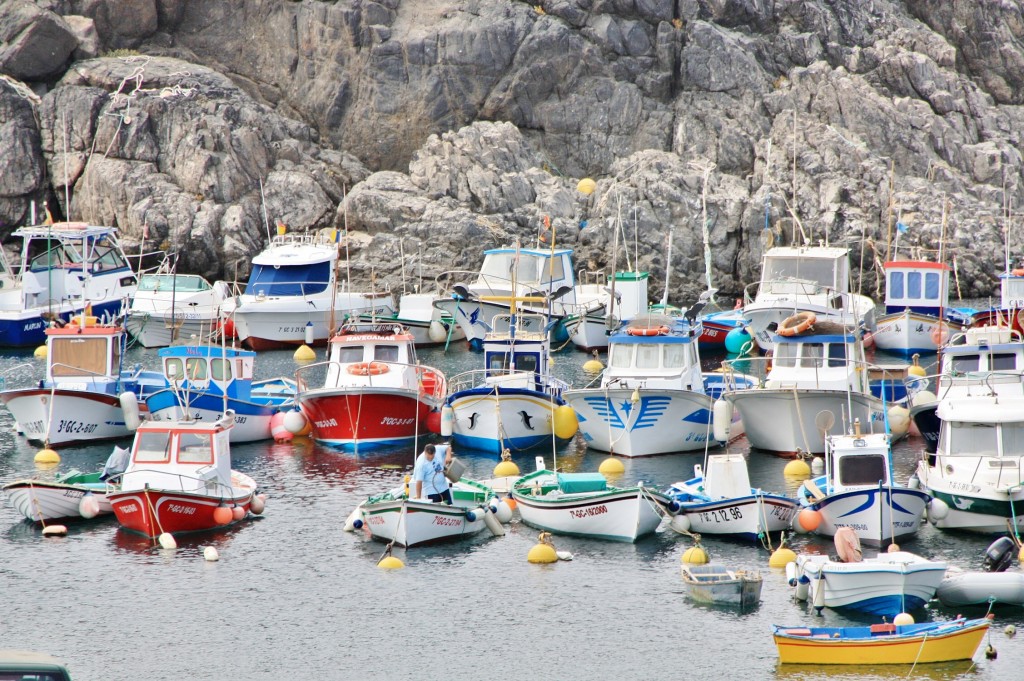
xmin=680 ymin=564 xmax=763 ymax=608
xmin=872 ymin=260 xmax=972 ymax=357
xmin=664 ymin=453 xmax=798 ymax=540
xmin=564 ymin=311 xmax=753 ymax=457
xmin=796 ymin=423 xmax=929 ymax=547
xmin=510 ymin=458 xmax=672 ymax=542
xmin=125 ymin=270 xmax=231 ymax=347
xmin=741 ymin=244 xmax=875 ymax=352
xmin=0 ymin=320 xmax=167 ymax=447
xmin=565 ymin=270 xmax=649 ymax=353
xmin=0 ymin=220 xmax=139 ymax=347
xmin=789 ymin=531 xmax=947 ymax=616
xmin=444 ymin=312 xmax=577 ymax=455
xmin=916 ymin=394 xmax=1024 ymax=534
xmin=222 ymin=228 xmax=394 ymax=350
xmin=353 ymin=477 xmax=502 ymax=548
xmin=721 ymin=318 xmax=893 ymax=455
xmin=2 ymin=447 xmax=127 ymax=522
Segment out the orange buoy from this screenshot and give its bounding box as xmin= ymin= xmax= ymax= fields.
xmin=777 ymin=312 xmax=816 ymax=337
xmin=270 ymin=412 xmax=292 ymax=443
xmin=213 ymin=505 xmax=232 ymax=525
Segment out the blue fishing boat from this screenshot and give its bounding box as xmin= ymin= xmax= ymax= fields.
xmin=145 ymin=344 xmax=296 ymax=442
xmin=0 ymin=221 xmax=139 ymax=347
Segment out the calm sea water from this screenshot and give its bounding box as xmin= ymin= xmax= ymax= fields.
xmin=1 ymin=336 xmax=1022 ymax=681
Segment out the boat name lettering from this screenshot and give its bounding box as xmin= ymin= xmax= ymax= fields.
xmin=684 ymin=432 xmax=710 ymax=443
xmin=834 ymin=523 xmax=868 ymax=531
xmin=381 ymin=417 xmax=415 ymax=426
xmin=278 ymin=327 xmax=308 ymax=334
xmin=56 ymin=420 xmax=99 ymax=435
xmin=22 ymin=420 xmax=45 ymax=433
xmin=434 ymin=516 xmax=462 ymax=526
xmin=23 ymin=322 xmax=42 ymax=331
xmin=368 ymin=516 xmax=385 ymax=526
xmin=699 ymin=507 xmax=742 ymax=523
xmin=315 ymin=418 xmax=338 ymax=428
xmin=770 ymin=505 xmax=794 ymax=520
xmin=569 ymin=504 xmax=608 ymax=519
xmin=947 ymin=481 xmax=980 ymax=493
xmin=120 ymin=503 xmax=139 ymax=513
xmin=167 ymin=504 xmax=196 ymax=515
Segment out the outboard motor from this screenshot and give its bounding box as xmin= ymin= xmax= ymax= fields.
xmin=982 ymin=536 xmax=1016 ymax=572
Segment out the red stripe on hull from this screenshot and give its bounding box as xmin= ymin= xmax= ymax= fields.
xmin=109 ymin=490 xmax=251 ymax=537
xmin=299 ymin=391 xmax=431 ymax=444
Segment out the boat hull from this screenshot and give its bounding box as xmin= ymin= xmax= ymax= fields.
xmin=360 ymin=499 xmax=486 ymax=547
xmin=1 ymin=388 xmax=142 ymax=447
xmin=805 ymin=486 xmax=930 ymax=547
xmin=125 ymin=314 xmax=221 ymax=348
xmin=0 ymin=300 xmax=124 ymax=347
xmin=674 ymin=494 xmax=797 ymax=540
xmin=564 ymin=388 xmax=741 ymax=457
xmin=512 ymin=486 xmax=667 ymax=542
xmin=796 ymin=552 xmax=947 ymax=615
xmin=298 ymin=387 xmax=435 ymax=451
xmin=448 ymin=388 xmax=568 ymax=454
xmin=936 ymin=571 xmax=1024 ymax=607
xmin=916 ymin=459 xmax=1024 ymax=534
xmin=872 ymin=310 xmax=961 ymax=357
xmin=682 ymin=567 xmax=763 ymax=607
xmin=147 ymin=391 xmax=282 ymax=443
xmin=3 ymin=479 xmax=112 ymax=522
xmin=230 ymin=296 xmax=393 ymax=350
xmin=434 ymin=298 xmax=561 ymax=349
xmin=109 ymin=474 xmax=256 ymax=537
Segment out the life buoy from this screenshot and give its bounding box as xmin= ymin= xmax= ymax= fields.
xmin=626 ymin=325 xmax=670 ymax=337
xmin=1012 ymin=268 xmax=1024 ymax=277
xmin=777 ymin=311 xmax=816 ymax=337
xmin=347 ymin=361 xmax=390 ymax=376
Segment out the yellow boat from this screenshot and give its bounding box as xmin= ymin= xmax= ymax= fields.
xmin=773 ymin=616 xmax=991 ymax=665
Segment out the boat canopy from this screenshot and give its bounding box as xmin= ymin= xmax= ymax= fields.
xmin=476 ymin=248 xmax=572 ymax=288
xmin=760 ymin=246 xmax=850 ymax=292
xmin=883 ymin=261 xmax=949 ymax=313
xmin=139 ymin=274 xmax=212 ymax=293
xmin=244 ymin=261 xmax=331 ymax=296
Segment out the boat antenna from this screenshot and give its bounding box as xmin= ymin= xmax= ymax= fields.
xmin=792 ymin=109 xmax=800 ymax=245
xmin=258 ymin=178 xmax=271 ymax=244
xmin=884 ymin=160 xmax=895 ymax=264
xmin=607 ymin=197 xmax=621 ymax=330
xmin=660 ymin=228 xmax=673 ymax=307
xmin=633 ymin=205 xmax=639 ymax=278
xmin=399 ymin=237 xmax=407 ymax=297
xmin=62 ymin=113 xmax=71 ymax=219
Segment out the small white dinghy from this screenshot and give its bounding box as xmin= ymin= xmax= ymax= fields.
xmin=937 ymin=536 xmax=1024 ymax=607
xmin=681 ymin=563 xmax=763 ymax=608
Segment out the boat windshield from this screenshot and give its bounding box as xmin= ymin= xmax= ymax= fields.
xmin=135 ymin=431 xmax=172 ymax=463
xmin=177 ymin=432 xmax=214 ymax=464
xmin=774 ymin=342 xmax=848 ymax=369
xmin=244 ymin=262 xmax=330 ymax=296
xmin=946 ymin=422 xmax=999 ymax=457
xmin=374 ymin=345 xmax=399 ymax=362
xmin=762 ymin=257 xmax=837 ymax=289
xmin=837 ymin=455 xmax=888 ymax=486
xmin=139 ymin=274 xmax=211 ymax=292
xmin=478 ymin=253 xmax=542 ymax=286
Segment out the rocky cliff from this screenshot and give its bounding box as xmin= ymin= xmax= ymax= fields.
xmin=1 ymin=0 xmax=1022 ymax=304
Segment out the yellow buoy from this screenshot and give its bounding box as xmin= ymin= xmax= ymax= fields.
xmin=769 ymin=546 xmax=797 ymax=568
xmin=34 ymin=448 xmax=60 ymax=465
xmin=784 ymin=458 xmax=811 ymax=478
xmin=378 ymin=555 xmax=405 ymax=569
xmin=553 ymin=405 xmax=578 ymax=439
xmin=528 ymin=542 xmax=558 ymax=564
xmin=493 ymin=459 xmax=520 ymax=477
xmin=576 ymin=177 xmax=596 ymax=195
xmin=893 ymin=612 xmax=915 ymax=625
xmin=293 ymin=344 xmax=316 ymax=362
xmin=599 ymin=457 xmax=625 ymax=475
xmin=681 ymin=546 xmax=709 ymax=564
xmin=582 ymin=358 xmax=604 ymax=373
xmin=33 ymin=345 xmax=47 ymax=359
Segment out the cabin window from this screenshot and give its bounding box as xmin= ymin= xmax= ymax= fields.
xmin=837 ymin=455 xmax=888 ymax=486
xmin=487 ymin=353 xmax=512 ymax=372
xmin=948 ymin=422 xmax=997 ymax=456
xmin=636 ymin=344 xmax=660 ymax=369
xmin=27 ymin=238 xmax=81 ymax=271
xmin=244 ymin=261 xmax=331 ymax=296
xmin=514 ymin=353 xmax=539 ymax=373
xmin=906 ymin=271 xmax=922 ymax=299
xmin=236 ymin=359 xmax=248 ymax=379
xmin=951 ymin=354 xmax=979 ymax=373
xmin=773 ymin=343 xmax=798 ymax=368
xmin=111 ymin=336 xmax=121 ymax=371
xmin=177 ymin=432 xmax=214 ymax=464
xmin=374 ymin=345 xmax=399 ymax=362
xmin=992 ymin=353 xmax=1018 ymax=372
xmin=1001 ymin=423 xmax=1024 ymax=456
xmin=165 ymin=358 xmax=185 ymax=381
xmin=764 ymin=257 xmax=835 ymax=288
xmin=185 ymin=358 xmax=208 ymax=381
xmin=211 ymin=358 xmax=231 ymax=381
xmin=135 ymin=431 xmax=172 ymax=462
xmin=479 ymin=253 xmax=541 ymax=285
xmin=888 ymin=271 xmax=904 ymax=299
xmin=827 ymin=343 xmax=848 ymax=367
xmin=337 ymin=347 xmax=363 ymax=363
xmin=801 ymin=343 xmax=824 ymax=368
xmin=540 ymin=257 xmax=565 ymax=284
xmin=609 ymin=344 xmax=632 ymax=369
xmin=50 ymin=337 xmax=108 ymax=377
xmin=664 ymin=343 xmax=687 ymax=369
xmin=924 ymin=272 xmax=940 ymax=300
xmin=88 ymin=235 xmax=129 ymax=272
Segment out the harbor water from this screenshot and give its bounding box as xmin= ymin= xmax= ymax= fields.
xmin=1 ymin=339 xmax=1023 ymax=681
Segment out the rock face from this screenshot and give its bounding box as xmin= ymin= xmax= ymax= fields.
xmin=0 ymin=0 xmax=1022 ymax=303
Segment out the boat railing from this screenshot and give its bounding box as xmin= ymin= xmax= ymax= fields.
xmin=294 ymin=360 xmax=446 ymax=398
xmin=448 ymin=368 xmax=568 ymax=397
xmin=927 ymin=369 xmax=1024 ymax=400
xmin=743 ymin=278 xmax=832 ymax=306
xmin=434 ymin=270 xmax=549 ymax=300
xmin=720 ymin=355 xmax=913 ymax=393
xmin=124 ymin=468 xmax=236 ymax=496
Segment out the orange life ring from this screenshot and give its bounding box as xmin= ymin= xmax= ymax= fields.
xmin=777 ymin=312 xmax=816 ymax=337
xmin=1012 ymin=268 xmax=1024 ymax=277
xmin=347 ymin=361 xmax=390 ymax=376
xmin=626 ymin=325 xmax=670 ymax=337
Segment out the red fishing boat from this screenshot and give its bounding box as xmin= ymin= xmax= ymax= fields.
xmin=293 ymin=323 xmax=447 ymax=452
xmin=108 ymin=411 xmax=263 ymax=537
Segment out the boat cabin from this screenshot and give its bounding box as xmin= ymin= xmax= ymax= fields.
xmin=160 ymin=345 xmax=256 ymax=398
xmin=244 ymin=232 xmax=336 ymax=297
xmin=883 ymin=261 xmax=950 ymax=315
xmin=603 ymin=317 xmax=703 ymax=392
xmin=121 ymin=415 xmax=234 ymax=495
xmin=470 ymin=247 xmax=577 ymax=305
xmin=767 ymin=331 xmax=869 ymax=393
xmin=45 ymin=324 xmax=126 ymax=389
xmin=322 ymin=324 xmax=420 ymax=389
xmin=1001 ymin=271 xmax=1024 ymax=310
xmin=758 ymin=246 xmax=852 ymax=296
xmin=481 ymin=314 xmax=551 ymax=391
xmin=939 ymin=327 xmax=1024 ymax=392
xmin=936 ymin=396 xmax=1024 ymax=463
xmin=825 ymin=431 xmax=892 ymax=495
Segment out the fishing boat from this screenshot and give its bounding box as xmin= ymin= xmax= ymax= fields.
xmin=107 ymin=410 xmax=262 ymax=537
xmin=444 ymin=312 xmax=577 ymax=454
xmin=353 ymin=476 xmax=502 ymax=548
xmin=796 ymin=423 xmax=929 ymax=547
xmin=740 ymin=244 xmax=876 ymax=352
xmin=772 ymin=616 xmax=992 ymax=665
xmin=510 ymin=458 xmax=672 ymax=542
xmin=145 ymin=344 xmax=297 ymax=442
xmin=680 ymin=564 xmax=763 ymax=607
xmin=2 ymin=446 xmax=128 ymax=522
xmin=789 ymin=531 xmax=947 ymax=616
xmin=970 ymin=263 xmax=1024 ymax=334
xmin=222 ymin=227 xmax=394 ymax=350
xmin=565 ymin=270 xmax=649 ymax=353
xmin=871 ymin=260 xmax=973 ymax=356
xmin=563 ymin=311 xmax=753 ymax=457
xmin=0 ymin=220 xmax=139 ymax=347
xmin=350 ymin=292 xmax=465 ymax=347
xmin=915 ymin=394 xmax=1024 ymax=534
xmin=433 ymin=245 xmax=602 ymax=349
xmin=721 ymin=318 xmax=895 ymax=455
xmin=294 ymin=322 xmax=446 ymax=451
xmin=0 ymin=320 xmax=167 ymax=447
xmin=664 ymin=453 xmax=798 ymax=540
xmin=936 ymin=536 xmax=1024 ymax=606
xmin=125 ymin=268 xmax=231 ymax=347
xmin=909 ymin=324 xmax=1024 ymax=454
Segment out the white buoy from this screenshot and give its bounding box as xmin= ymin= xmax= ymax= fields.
xmin=203 ymin=546 xmax=220 ymax=561
xmin=440 ymin=405 xmax=454 ymax=437
xmin=712 ymin=398 xmax=732 ymax=442
xmin=556 ymin=550 xmax=574 ymax=561
xmin=304 ymin=322 xmax=315 ymax=345
xmin=810 ymin=457 xmax=824 ymax=474
xmin=785 ymin=561 xmax=798 ymax=586
xmin=344 ymin=506 xmax=363 ymax=532
xmin=283 ymin=409 xmax=307 ymax=435
xmin=491 ymin=499 xmax=513 ymax=524
xmin=118 ymin=391 xmax=142 ymax=431
xmin=481 ymin=507 xmax=505 ymax=537
xmin=670 ymin=514 xmax=691 ymax=533
xmin=42 ymin=524 xmax=67 ymax=537
xmin=79 ymin=493 xmax=101 ymax=519
xmin=428 ymin=321 xmax=447 ymax=343
xmin=158 ymin=532 xmax=177 ymax=549
xmin=928 ymin=498 xmax=950 ymax=522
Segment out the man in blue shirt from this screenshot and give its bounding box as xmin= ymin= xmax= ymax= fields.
xmin=413 ymin=443 xmax=453 ymax=503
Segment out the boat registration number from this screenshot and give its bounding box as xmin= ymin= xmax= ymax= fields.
xmin=699 ymin=507 xmax=742 ymax=523
xmin=278 ymin=326 xmax=308 ymax=334
xmin=570 ymin=505 xmax=608 ymax=519
xmin=315 ymin=418 xmax=338 ymax=428
xmin=434 ymin=516 xmax=461 ymax=527
xmin=167 ymin=504 xmax=196 ymax=515
xmin=770 ymin=505 xmax=795 ymax=520
xmin=57 ymin=419 xmax=99 ymax=434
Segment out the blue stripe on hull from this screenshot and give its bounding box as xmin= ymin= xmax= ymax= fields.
xmin=451 ymin=432 xmax=566 ymax=455
xmin=0 ymin=300 xmax=124 ymax=347
xmin=841 ymin=594 xmax=928 ymax=616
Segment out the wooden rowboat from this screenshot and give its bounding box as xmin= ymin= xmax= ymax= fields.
xmin=773 ymin=616 xmax=992 ymax=665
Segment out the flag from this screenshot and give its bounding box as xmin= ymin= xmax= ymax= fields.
xmin=897 ymin=221 xmax=908 ymax=234
xmin=44 ymin=207 xmax=53 ymax=225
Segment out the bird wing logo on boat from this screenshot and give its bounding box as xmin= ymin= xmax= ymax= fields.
xmin=835 ymin=488 xmax=919 ymax=519
xmin=581 ymin=396 xmax=626 ymax=429
xmin=580 ymin=395 xmax=673 ymax=431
